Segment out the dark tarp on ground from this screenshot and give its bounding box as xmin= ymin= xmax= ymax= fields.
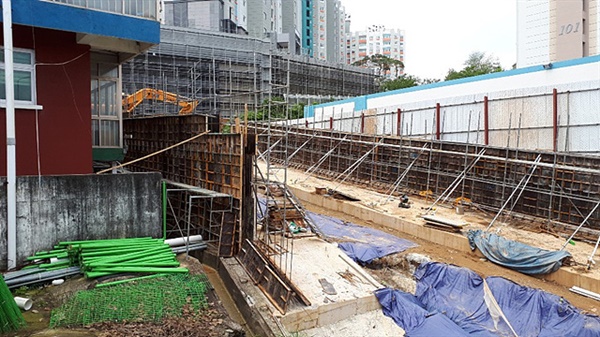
xmin=375 ymin=288 xmax=469 ymax=337
xmin=414 ymin=262 xmax=514 ymax=337
xmin=467 ymin=229 xmax=571 ymax=275
xmin=416 ymin=263 xmax=600 ymax=337
xmin=377 ymin=263 xmax=600 ymax=337
xmin=257 ymin=198 xmax=417 ymax=263
xmin=307 ymin=212 xmax=417 ymax=263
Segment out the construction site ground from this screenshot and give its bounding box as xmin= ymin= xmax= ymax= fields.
xmin=3 ymin=255 xmax=243 ymax=337
xmin=266 ymin=163 xmax=600 ymax=315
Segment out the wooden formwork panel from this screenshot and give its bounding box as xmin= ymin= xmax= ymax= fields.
xmin=124 ymin=115 xmax=246 ymax=256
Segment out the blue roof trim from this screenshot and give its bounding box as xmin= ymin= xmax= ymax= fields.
xmin=2 ymin=0 xmax=160 ymax=44
xmin=310 ymin=55 xmax=600 ymax=108
xmin=303 ymin=96 xmax=366 ymax=118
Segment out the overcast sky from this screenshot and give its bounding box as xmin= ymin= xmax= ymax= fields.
xmin=341 ymin=0 xmax=517 ymax=80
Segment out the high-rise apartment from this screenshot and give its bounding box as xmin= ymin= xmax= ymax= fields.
xmin=517 ymin=0 xmax=599 ymax=67
xmin=163 ymin=0 xmax=248 ymax=34
xmin=345 ymin=25 xmax=405 ymax=78
xmin=313 ymin=0 xmax=346 ymax=62
xmin=302 ymin=0 xmax=314 ymax=56
xmin=247 ymin=0 xmax=282 ymax=37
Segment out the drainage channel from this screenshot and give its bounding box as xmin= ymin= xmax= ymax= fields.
xmin=202 ymin=265 xmax=253 ymax=336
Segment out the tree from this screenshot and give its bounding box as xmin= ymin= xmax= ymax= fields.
xmin=353 ymin=54 xmax=405 ymax=78
xmin=445 ymin=52 xmax=503 ymax=81
xmin=379 ymin=74 xmax=440 ymax=92
xmin=245 ymin=97 xmax=305 ymax=121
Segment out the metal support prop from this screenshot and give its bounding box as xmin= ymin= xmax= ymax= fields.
xmin=302 ymin=135 xmax=348 ymax=182
xmin=425 ymin=148 xmax=486 ymax=214
xmin=331 ymin=138 xmax=384 ymax=190
xmin=588 ymin=236 xmax=600 ymax=269
xmin=561 ymin=200 xmax=600 ymax=250
xmin=256 ymin=138 xmax=282 ymax=162
xmin=486 ymin=155 xmax=542 ymax=231
xmin=382 ymin=144 xmax=428 ymax=205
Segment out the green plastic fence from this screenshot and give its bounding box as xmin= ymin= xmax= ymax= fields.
xmin=50 ymin=274 xmax=210 ymax=327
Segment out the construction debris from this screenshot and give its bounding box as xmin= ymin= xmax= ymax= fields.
xmin=570 ymin=286 xmax=600 ymax=302
xmin=422 ymin=215 xmax=467 ymax=233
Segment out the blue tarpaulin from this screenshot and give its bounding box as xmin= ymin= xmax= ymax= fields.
xmin=309 ymin=212 xmax=417 ymax=263
xmin=375 ymin=288 xmax=469 ymax=337
xmin=257 ymin=197 xmax=417 ymax=263
xmin=467 ymin=229 xmax=571 ymax=275
xmin=377 ymin=262 xmax=600 ymax=337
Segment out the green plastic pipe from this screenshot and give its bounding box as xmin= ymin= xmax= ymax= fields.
xmin=162 ymin=180 xmax=167 ymax=240
xmin=58 ymin=237 xmax=154 ymax=245
xmin=88 ymin=262 xmax=180 ymax=268
xmin=80 ymin=246 xmax=154 ymax=257
xmin=26 ymin=252 xmax=68 ymax=261
xmin=83 ymin=246 xmax=173 ymax=265
xmin=95 ymin=273 xmax=168 ymax=288
xmin=91 ymin=267 xmax=188 ymax=273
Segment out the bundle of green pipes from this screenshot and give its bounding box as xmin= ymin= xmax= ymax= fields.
xmin=0 ymin=276 xmax=25 ymax=333
xmin=26 ymin=237 xmax=188 ymax=279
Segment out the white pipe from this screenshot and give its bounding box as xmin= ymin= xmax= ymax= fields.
xmin=164 ymin=235 xmax=203 ymax=247
xmin=3 ymin=0 xmax=17 ymax=270
xmin=13 ymin=297 xmax=32 ymax=311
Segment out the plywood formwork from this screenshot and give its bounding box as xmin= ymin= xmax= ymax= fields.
xmin=124 ymin=115 xmax=255 ymax=256
xmin=252 ymin=124 xmax=600 ymax=240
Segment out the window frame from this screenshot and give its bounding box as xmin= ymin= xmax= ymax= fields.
xmin=91 ymin=57 xmax=122 ymax=149
xmin=0 ymin=47 xmax=37 ymax=106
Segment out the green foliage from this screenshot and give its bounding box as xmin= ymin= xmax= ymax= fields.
xmin=379 ymin=74 xmax=440 ymax=92
xmin=353 ymin=54 xmax=405 ymax=78
xmin=245 ymin=97 xmax=305 ymax=121
xmin=445 ymin=52 xmax=503 ymax=81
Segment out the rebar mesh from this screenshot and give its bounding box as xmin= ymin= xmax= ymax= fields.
xmin=50 ymin=274 xmax=210 ymax=327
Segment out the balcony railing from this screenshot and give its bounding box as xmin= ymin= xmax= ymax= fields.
xmin=46 ymin=0 xmax=159 ymax=20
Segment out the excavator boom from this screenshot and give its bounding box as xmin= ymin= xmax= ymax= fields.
xmin=123 ymin=88 xmax=198 ymax=115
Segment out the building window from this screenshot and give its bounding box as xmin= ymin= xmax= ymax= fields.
xmin=91 ymin=61 xmax=121 ymax=148
xmin=0 ymin=48 xmax=36 ymax=104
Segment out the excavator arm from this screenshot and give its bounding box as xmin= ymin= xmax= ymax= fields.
xmin=122 ymin=88 xmax=198 ymax=115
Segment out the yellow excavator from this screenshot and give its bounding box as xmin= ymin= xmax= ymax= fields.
xmin=122 ymin=88 xmax=199 ymax=116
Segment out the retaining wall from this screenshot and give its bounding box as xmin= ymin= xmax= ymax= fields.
xmin=0 ymin=172 xmax=162 ymax=270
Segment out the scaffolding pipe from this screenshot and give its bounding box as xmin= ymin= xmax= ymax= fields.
xmin=561 ymin=200 xmax=600 ymax=250
xmin=425 ymin=149 xmax=486 ymax=213
xmin=486 ymin=155 xmax=542 ymax=231
xmin=382 ymin=144 xmax=428 ymax=205
xmin=331 ymin=139 xmax=384 ymax=191
xmin=255 ymin=127 xmax=600 ymax=175
xmin=3 ymin=0 xmax=17 ymax=270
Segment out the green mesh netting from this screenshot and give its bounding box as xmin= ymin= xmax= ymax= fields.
xmin=50 ymin=274 xmax=210 ymax=327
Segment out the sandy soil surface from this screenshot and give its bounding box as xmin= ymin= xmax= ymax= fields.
xmin=262 ymin=163 xmax=600 ymax=314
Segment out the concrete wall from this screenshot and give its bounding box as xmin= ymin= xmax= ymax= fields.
xmin=0 ymin=173 xmax=162 ymax=270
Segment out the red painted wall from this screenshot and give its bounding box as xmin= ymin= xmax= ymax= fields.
xmin=0 ymin=25 xmax=92 ymax=176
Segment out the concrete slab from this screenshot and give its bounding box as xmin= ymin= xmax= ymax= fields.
xmin=273 ymin=238 xmax=387 ymax=332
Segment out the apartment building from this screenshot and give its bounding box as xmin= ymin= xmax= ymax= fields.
xmin=517 ymin=0 xmax=599 ymax=67
xmin=346 ymin=25 xmax=406 ymax=78
xmin=164 ymin=0 xmax=248 ymax=34
xmin=313 ymin=0 xmax=345 ymax=62
xmin=247 ymin=0 xmax=282 ymax=37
